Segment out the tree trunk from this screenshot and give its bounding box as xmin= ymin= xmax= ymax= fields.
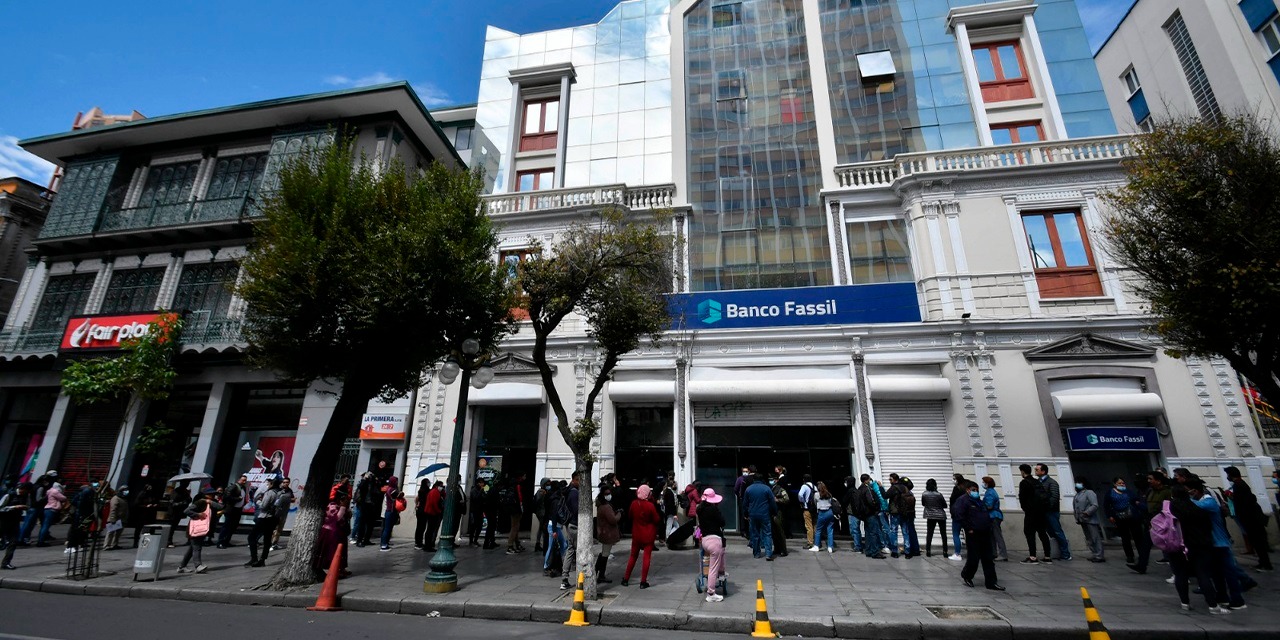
xmin=575 ymin=453 xmax=599 ymax=600
xmin=263 ymin=383 xmax=371 ymax=590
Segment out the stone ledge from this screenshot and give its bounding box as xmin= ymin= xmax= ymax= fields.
xmin=463 ymin=600 xmax=531 ymax=621
xmin=598 ymin=605 xmax=686 ymax=629
xmin=772 ymin=615 xmax=836 ymax=637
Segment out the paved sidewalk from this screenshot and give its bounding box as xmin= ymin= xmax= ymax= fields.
xmin=2 ymin=526 xmax=1275 ymax=639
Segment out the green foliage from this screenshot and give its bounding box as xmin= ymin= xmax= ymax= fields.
xmin=133 ymin=421 xmax=176 ymax=456
xmin=238 ymin=134 xmax=517 ymax=401
xmin=1104 ymin=115 xmax=1280 ymax=402
xmin=60 ymin=315 xmax=183 ymax=406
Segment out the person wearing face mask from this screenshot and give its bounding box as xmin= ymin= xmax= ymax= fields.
xmin=594 ymin=483 xmax=619 ymax=584
xmin=1072 ymin=477 xmax=1104 ymax=563
xmin=734 ymin=466 xmax=754 ymax=537
xmin=953 ymin=480 xmax=1003 ymax=591
xmin=768 ymin=475 xmax=790 ymax=557
xmin=1104 ymin=477 xmax=1141 ymax=565
xmin=621 ymin=484 xmax=661 ymax=588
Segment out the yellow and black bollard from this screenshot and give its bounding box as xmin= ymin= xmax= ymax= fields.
xmin=564 ymin=571 xmax=590 ymax=627
xmin=751 ymin=579 xmax=776 ymax=638
xmin=1080 ymin=587 xmax=1112 ymax=640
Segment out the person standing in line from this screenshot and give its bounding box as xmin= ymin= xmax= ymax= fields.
xmin=165 ymin=486 xmax=191 ymax=548
xmin=947 ymin=473 xmax=967 ymax=560
xmin=129 ymin=483 xmax=159 ymax=549
xmin=808 ymin=482 xmax=838 ymax=554
xmin=0 ymin=483 xmax=32 ymax=569
xmin=353 ymin=472 xmax=379 ymax=547
xmin=742 ymin=473 xmax=777 ymax=561
xmin=1189 ymin=480 xmax=1247 ymax=610
xmin=734 ymin=466 xmax=754 ymax=537
xmin=36 ymin=482 xmax=67 ymax=547
xmin=559 ymin=473 xmax=582 ymax=591
xmin=270 ymin=478 xmax=294 ymax=551
xmin=544 ymin=480 xmax=567 ymax=577
xmin=772 ymin=466 xmax=791 ymax=539
xmin=532 ymin=478 xmax=551 ymax=552
xmin=884 ymin=473 xmax=904 ymax=557
xmin=621 ymin=484 xmax=661 ymax=588
xmin=504 ymin=471 xmax=527 ymax=554
xmin=953 ymin=480 xmax=1004 ymax=591
xmin=246 ymin=477 xmax=281 ymax=567
xmin=1167 ymin=484 xmax=1222 ymax=613
xmin=1034 ymin=464 xmax=1072 ymax=561
xmin=594 ymin=482 xmax=619 ymax=584
xmin=18 ymin=476 xmax=49 ymax=545
xmin=414 ymin=478 xmax=433 ymax=550
xmin=468 ymin=478 xmax=488 ymax=547
xmin=921 ymin=479 xmax=948 ymax=557
xmin=177 ymin=489 xmax=220 ymax=574
xmin=1017 ymin=464 xmax=1052 ymax=564
xmin=1072 ymin=477 xmax=1104 ymax=563
xmin=380 ymin=476 xmax=403 ymax=551
xmin=841 ymin=476 xmax=863 ymax=553
xmin=855 ymin=475 xmax=886 ymax=559
xmin=662 ymin=478 xmax=680 ymax=542
xmin=1224 ymin=466 xmax=1272 ymax=572
xmin=980 ymin=477 xmax=1007 ymax=562
xmin=104 ymin=486 xmax=129 ymax=551
xmin=768 ymin=475 xmax=790 ymax=557
xmin=216 ymin=476 xmax=246 ymax=549
xmin=419 ymin=480 xmax=445 ymax=552
xmin=1103 ymin=476 xmax=1140 ymax=564
xmin=897 ymin=478 xmax=919 ymax=558
xmin=317 ymin=492 xmax=352 ymax=579
xmin=697 ymin=487 xmax=728 ymax=602
xmin=797 ymin=474 xmax=817 ymax=549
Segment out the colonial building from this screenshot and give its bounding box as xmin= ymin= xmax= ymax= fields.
xmin=405 ymin=0 xmax=1276 ymax=539
xmin=3 ymin=83 xmax=460 ymax=510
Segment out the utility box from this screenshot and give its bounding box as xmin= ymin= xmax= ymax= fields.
xmin=133 ymin=525 xmax=170 ymax=581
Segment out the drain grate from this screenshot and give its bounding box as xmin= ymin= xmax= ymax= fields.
xmin=925 ymin=605 xmax=1005 ymax=621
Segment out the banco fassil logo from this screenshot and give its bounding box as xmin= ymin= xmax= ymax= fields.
xmin=1086 ymin=434 xmax=1100 ymax=446
xmin=698 ymin=299 xmax=722 ymax=324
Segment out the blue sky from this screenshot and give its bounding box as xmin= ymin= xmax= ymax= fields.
xmin=0 ymin=0 xmax=1134 ymax=186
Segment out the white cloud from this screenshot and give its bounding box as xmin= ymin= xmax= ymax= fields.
xmin=411 ymin=82 xmax=453 ymax=108
xmin=0 ymin=135 xmax=56 ymax=186
xmin=1077 ymin=0 xmax=1137 ymax=53
xmin=323 ymin=71 xmax=397 ymax=88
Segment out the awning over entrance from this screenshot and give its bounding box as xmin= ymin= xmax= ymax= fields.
xmin=1051 ymin=392 xmax=1163 ymax=421
xmin=866 ymin=375 xmax=952 ymax=401
xmin=608 ymin=380 xmax=676 ymax=402
xmin=469 ymin=382 xmax=546 ymax=406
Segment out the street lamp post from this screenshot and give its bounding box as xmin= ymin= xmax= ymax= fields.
xmin=425 ymin=338 xmax=494 ymax=593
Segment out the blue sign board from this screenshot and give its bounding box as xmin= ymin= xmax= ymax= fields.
xmin=1066 ymin=427 xmax=1162 ymax=452
xmin=667 ymin=283 xmax=921 ymax=330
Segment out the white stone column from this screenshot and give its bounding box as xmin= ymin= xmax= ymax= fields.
xmin=187 ymin=382 xmax=233 ymax=478
xmin=153 ymin=254 xmax=185 ymax=310
xmin=952 ymin=22 xmax=994 ymax=146
xmin=3 ymin=258 xmax=41 ymax=331
xmin=83 ymin=262 xmax=114 ymax=315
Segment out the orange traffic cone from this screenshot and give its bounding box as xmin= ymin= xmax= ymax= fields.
xmin=751 ymin=579 xmax=776 ymax=638
xmin=564 ymin=571 xmax=589 ymax=627
xmin=307 ymin=543 xmax=345 ymax=611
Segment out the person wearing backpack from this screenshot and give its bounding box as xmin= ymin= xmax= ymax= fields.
xmin=1224 ymin=466 xmax=1272 ymax=572
xmin=558 ymin=473 xmax=583 ymax=591
xmin=884 ymin=473 xmax=904 ymax=557
xmin=841 ymin=476 xmax=864 ymax=553
xmin=857 ymin=474 xmax=886 ymax=559
xmin=797 ymin=474 xmax=818 ymax=548
xmin=1017 ymin=464 xmax=1052 ymax=564
xmin=769 ymin=476 xmax=790 ymax=557
xmin=1166 ymin=484 xmax=1223 ymax=613
xmin=898 ymin=478 xmax=919 ymax=558
xmin=809 ymin=482 xmax=839 ymax=554
xmin=1072 ymin=477 xmax=1104 ymax=563
xmin=532 ymin=478 xmax=551 ymax=552
xmin=246 ymin=477 xmax=281 ymax=567
xmin=1189 ymin=480 xmax=1247 ymax=611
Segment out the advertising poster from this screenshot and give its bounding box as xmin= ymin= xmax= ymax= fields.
xmin=232 ymin=433 xmax=296 ymax=515
xmin=359 ymin=413 xmax=407 ymax=440
xmin=475 ymin=455 xmax=502 ymax=486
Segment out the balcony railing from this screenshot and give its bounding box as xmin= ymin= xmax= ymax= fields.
xmin=0 ymin=318 xmax=246 ymax=356
xmin=833 ymin=135 xmax=1136 ymax=190
xmin=181 ymin=317 xmax=245 ymax=345
xmin=0 ymin=330 xmax=62 ymax=355
xmin=483 ymin=183 xmax=676 ymax=215
xmin=97 ymin=194 xmax=260 ymax=233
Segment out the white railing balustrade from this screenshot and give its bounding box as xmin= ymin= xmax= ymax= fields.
xmin=833 ymin=134 xmax=1136 ymax=190
xmin=483 ymin=184 xmax=676 ymax=215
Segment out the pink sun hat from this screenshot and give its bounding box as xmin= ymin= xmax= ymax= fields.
xmin=701 ymin=487 xmax=723 ymax=504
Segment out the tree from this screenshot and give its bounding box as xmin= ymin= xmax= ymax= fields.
xmin=1105 ymin=115 xmax=1280 ymax=404
xmin=61 ymin=314 xmax=183 ymax=484
xmin=238 ymin=136 xmax=515 ymax=589
xmin=520 ymin=208 xmax=674 ymax=599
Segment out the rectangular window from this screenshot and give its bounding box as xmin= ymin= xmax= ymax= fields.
xmin=716 ymin=70 xmax=749 ymax=125
xmin=712 ymin=2 xmax=742 ymax=28
xmin=516 ymin=169 xmax=555 ymax=192
xmin=1021 ymin=211 xmax=1103 ymax=298
xmin=990 ymin=121 xmax=1043 ymax=145
xmin=172 ymin=262 xmax=240 ymax=325
xmin=455 ymin=126 xmax=474 ymax=151
xmin=971 ymin=41 xmax=1034 ymax=102
xmin=29 ymin=273 xmax=96 ymax=333
xmin=205 ymin=153 xmax=268 ymax=201
xmin=137 ymin=161 xmax=202 ymax=208
xmin=1165 ymin=12 xmax=1222 ymax=120
xmin=1121 ymin=67 xmax=1141 ymax=97
xmin=1262 ymin=16 xmax=1280 ymax=57
xmin=519 ymin=98 xmax=559 ymax=152
xmin=846 ymin=219 xmax=914 ymax=285
xmin=99 ymin=267 xmax=166 ymax=314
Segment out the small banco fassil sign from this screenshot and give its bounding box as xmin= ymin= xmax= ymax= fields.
xmin=668 ymin=283 xmax=920 ymax=330
xmin=1066 ymin=427 xmax=1161 ymax=452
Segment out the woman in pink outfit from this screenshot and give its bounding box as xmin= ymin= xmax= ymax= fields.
xmin=621 ymin=484 xmax=661 ymax=588
xmin=697 ymin=487 xmax=728 ymax=602
xmin=317 ymin=492 xmax=352 ymax=578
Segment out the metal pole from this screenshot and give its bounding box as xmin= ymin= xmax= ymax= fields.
xmin=424 ymin=366 xmax=470 ymax=593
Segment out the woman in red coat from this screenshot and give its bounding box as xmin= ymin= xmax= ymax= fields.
xmin=622 ymin=484 xmax=661 ymax=588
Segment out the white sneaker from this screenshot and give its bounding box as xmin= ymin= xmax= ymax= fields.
xmin=808 ymin=546 xmax=820 ymax=552
xmin=948 ymin=554 xmax=963 ymax=561
xmin=881 ymin=547 xmax=891 ymax=555
xmin=1209 ymin=606 xmax=1231 ymax=615
xmin=195 ymin=564 xmax=208 ymax=573
xmin=1165 ymin=576 xmax=1176 ymax=584
xmin=705 ymin=593 xmax=724 ymax=603
xmin=1179 ymin=603 xmax=1190 ymax=611
xmin=827 ymin=547 xmax=834 ymax=554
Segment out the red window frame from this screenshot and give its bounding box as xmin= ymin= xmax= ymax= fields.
xmin=990 ymin=120 xmax=1044 ymax=144
xmin=519 ymin=98 xmax=559 ymax=152
xmin=1021 ymin=210 xmax=1103 ymax=298
xmin=515 ymin=169 xmax=555 ymax=192
xmin=972 ymin=40 xmax=1034 ymax=102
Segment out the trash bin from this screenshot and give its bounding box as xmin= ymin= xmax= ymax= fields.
xmin=133 ymin=524 xmax=170 ymax=582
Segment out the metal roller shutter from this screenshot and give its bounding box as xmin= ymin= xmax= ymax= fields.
xmin=872 ymin=400 xmax=955 ymax=498
xmin=692 ymin=401 xmax=852 ymax=427
xmin=58 ymin=401 xmax=126 ymax=488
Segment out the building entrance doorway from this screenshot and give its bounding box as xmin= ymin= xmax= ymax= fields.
xmin=475 ymin=405 xmax=539 ymax=532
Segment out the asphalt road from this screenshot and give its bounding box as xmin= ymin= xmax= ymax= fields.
xmin=0 ymin=590 xmax=747 ymax=640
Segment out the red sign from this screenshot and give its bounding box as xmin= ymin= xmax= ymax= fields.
xmin=60 ymin=313 xmax=178 ymax=351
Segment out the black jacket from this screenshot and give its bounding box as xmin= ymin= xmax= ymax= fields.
xmin=953 ymin=494 xmax=992 ymax=532
xmin=1018 ymin=476 xmax=1045 ymax=515
xmin=1169 ymin=498 xmax=1213 ymax=550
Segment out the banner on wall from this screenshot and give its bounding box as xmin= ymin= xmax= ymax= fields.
xmin=237 ymin=435 xmax=296 ymax=515
xmin=667 ymin=283 xmax=921 ymax=331
xmin=475 ymin=455 xmax=502 ymax=486
xmin=1066 ymin=427 xmax=1161 ymax=452
xmin=359 ymin=413 xmax=407 ymax=440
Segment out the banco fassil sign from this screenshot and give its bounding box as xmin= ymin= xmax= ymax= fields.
xmin=60 ymin=313 xmax=179 ymax=352
xmin=669 ymin=283 xmax=920 ymax=330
